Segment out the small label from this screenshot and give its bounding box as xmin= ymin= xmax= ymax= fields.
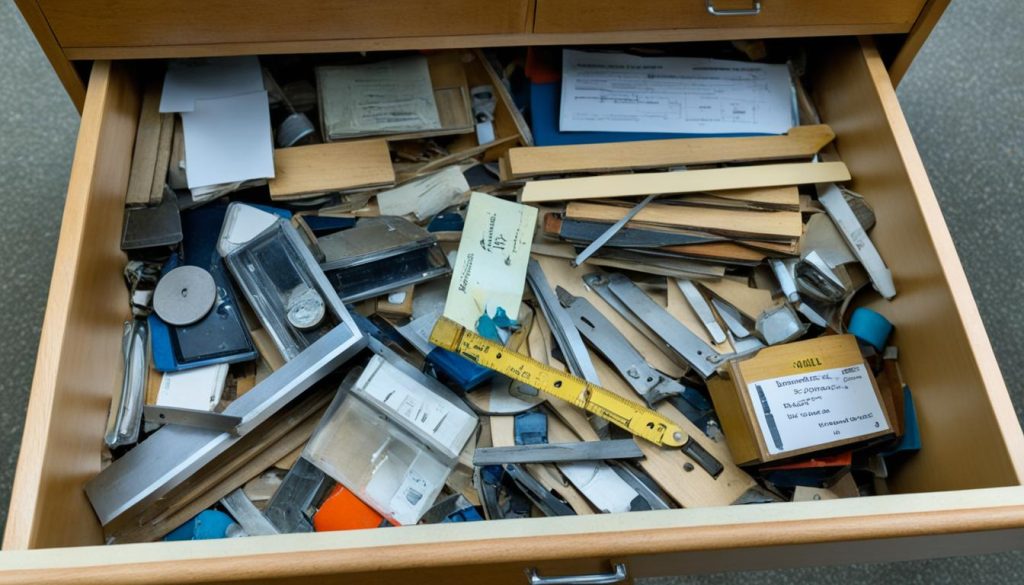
xmin=747 ymin=363 xmax=888 ymax=455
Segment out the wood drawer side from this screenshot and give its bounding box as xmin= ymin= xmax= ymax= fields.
xmin=3 ymin=61 xmax=136 ymax=550
xmin=809 ymin=37 xmax=1024 ymax=493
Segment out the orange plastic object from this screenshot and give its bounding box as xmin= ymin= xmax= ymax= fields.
xmin=313 ymin=485 xmax=388 ymax=531
xmin=761 ymin=451 xmax=854 ymax=471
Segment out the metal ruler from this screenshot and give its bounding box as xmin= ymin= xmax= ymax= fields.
xmin=430 ymin=317 xmax=685 ymax=449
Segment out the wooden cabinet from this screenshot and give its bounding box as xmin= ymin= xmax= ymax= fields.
xmin=9 ymin=2 xmax=1015 ymax=584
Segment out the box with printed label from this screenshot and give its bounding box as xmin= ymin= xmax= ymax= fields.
xmin=708 ymin=334 xmax=894 ymax=466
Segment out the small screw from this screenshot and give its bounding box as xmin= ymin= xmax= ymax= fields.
xmin=683 ymin=463 xmax=694 ymax=472
xmin=673 ymin=431 xmax=684 ymax=442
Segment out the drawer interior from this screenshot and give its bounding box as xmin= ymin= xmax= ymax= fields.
xmin=6 ymin=36 xmax=1023 ymax=557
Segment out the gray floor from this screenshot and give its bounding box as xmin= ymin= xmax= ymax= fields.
xmin=0 ymin=0 xmax=1021 ymax=580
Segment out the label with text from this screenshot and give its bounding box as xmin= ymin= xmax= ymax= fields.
xmin=746 ymin=363 xmax=888 ymax=455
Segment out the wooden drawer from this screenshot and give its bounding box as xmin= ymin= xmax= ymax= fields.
xmin=3 ymin=36 xmax=1024 ymax=584
xmin=535 ymin=0 xmax=927 ymax=34
xmin=33 ymin=0 xmax=532 ymax=51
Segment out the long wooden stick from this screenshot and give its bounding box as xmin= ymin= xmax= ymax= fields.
xmin=520 ymin=161 xmax=850 ymax=204
xmin=503 ymin=125 xmax=835 ymax=180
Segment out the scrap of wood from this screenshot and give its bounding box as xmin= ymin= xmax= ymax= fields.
xmin=106 ymin=387 xmax=332 ymax=543
xmin=503 ymin=125 xmax=835 ymax=180
xmin=665 ymin=278 xmax=733 ymax=356
xmin=590 ymin=354 xmax=756 ymax=508
xmin=565 ymin=201 xmax=803 ymax=241
xmin=125 ymin=79 xmax=166 ymax=206
xmin=531 ymin=241 xmax=726 ymax=280
xmin=520 ymin=161 xmax=850 ymax=203
xmin=268 ymin=140 xmax=395 ymax=200
xmin=699 ymin=277 xmax=777 ymax=321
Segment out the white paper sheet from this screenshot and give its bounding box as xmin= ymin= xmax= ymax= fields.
xmin=160 ymin=56 xmax=264 ymax=113
xmin=180 ymin=91 xmax=275 ymax=188
xmin=376 ymin=166 xmax=470 ymax=220
xmin=559 ymin=49 xmax=796 ymax=135
xmin=156 ymin=363 xmax=228 ymax=411
xmin=444 ymin=193 xmax=537 ymax=330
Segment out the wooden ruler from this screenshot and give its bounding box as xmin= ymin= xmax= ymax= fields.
xmin=430 ymin=316 xmax=685 ymax=448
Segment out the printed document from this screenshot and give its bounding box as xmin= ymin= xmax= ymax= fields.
xmin=560 ymin=49 xmax=796 ymax=135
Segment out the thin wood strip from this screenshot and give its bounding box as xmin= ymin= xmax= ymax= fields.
xmin=565 ymin=201 xmax=803 ymax=240
xmin=520 ymin=162 xmax=850 ymax=203
xmin=504 ymin=125 xmax=835 ymax=180
xmin=124 ymin=79 xmax=163 ymax=206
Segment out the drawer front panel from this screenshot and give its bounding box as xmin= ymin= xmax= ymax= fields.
xmin=535 ymin=0 xmax=926 ymax=34
xmin=36 ymin=0 xmax=532 ymax=48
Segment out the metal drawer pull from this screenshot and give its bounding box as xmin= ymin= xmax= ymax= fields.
xmin=706 ymin=0 xmax=762 ymax=16
xmin=527 ymin=564 xmax=628 ymax=585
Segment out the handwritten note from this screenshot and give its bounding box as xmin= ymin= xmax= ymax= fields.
xmin=560 ymin=49 xmax=796 ymax=135
xmin=444 ymin=192 xmax=537 ymax=330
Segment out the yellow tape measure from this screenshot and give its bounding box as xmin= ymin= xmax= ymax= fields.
xmin=430 ymin=317 xmax=686 ymax=448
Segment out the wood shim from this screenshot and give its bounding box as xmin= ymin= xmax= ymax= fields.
xmin=565 ymin=201 xmax=803 ymax=240
xmin=268 ymin=140 xmax=395 ymax=200
xmin=504 ymin=125 xmax=835 ymax=180
xmin=126 ymin=79 xmax=173 ymax=206
xmin=520 ymin=161 xmax=850 ymax=203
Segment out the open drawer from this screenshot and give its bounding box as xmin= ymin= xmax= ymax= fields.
xmin=3 ymin=36 xmax=1024 ymax=584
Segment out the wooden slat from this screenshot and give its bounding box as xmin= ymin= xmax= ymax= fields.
xmin=565 ymin=201 xmax=803 ymax=240
xmin=124 ymin=79 xmax=163 ymax=206
xmin=267 ymin=140 xmax=395 ymax=200
xmin=520 ymin=162 xmax=850 ymax=203
xmin=503 ymin=125 xmax=835 ymax=180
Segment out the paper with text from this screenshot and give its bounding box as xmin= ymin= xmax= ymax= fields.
xmin=747 ymin=363 xmax=889 ymax=455
xmin=560 ymin=50 xmax=796 ymax=135
xmin=318 ymin=56 xmax=441 ymax=139
xmin=444 ymin=193 xmax=537 ymax=330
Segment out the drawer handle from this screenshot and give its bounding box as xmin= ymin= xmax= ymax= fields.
xmin=706 ymin=0 xmax=762 ymax=16
xmin=527 ymin=563 xmax=628 ymax=585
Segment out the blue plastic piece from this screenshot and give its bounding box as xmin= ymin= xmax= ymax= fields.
xmin=476 ymin=307 xmax=520 ymax=342
xmin=880 ymin=386 xmax=921 ymax=457
xmin=529 ymin=81 xmax=766 ymax=146
xmin=442 ymin=506 xmax=484 ymax=523
xmin=426 ymin=347 xmax=494 ymax=393
xmin=150 ymin=204 xmax=258 ymax=372
xmin=427 ymin=212 xmax=465 ymax=233
xmin=349 ymin=311 xmax=493 ymax=393
xmin=848 ymin=307 xmax=894 ymax=352
xmin=514 ymin=411 xmax=548 ymax=446
xmin=163 ymin=510 xmax=235 ymax=541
